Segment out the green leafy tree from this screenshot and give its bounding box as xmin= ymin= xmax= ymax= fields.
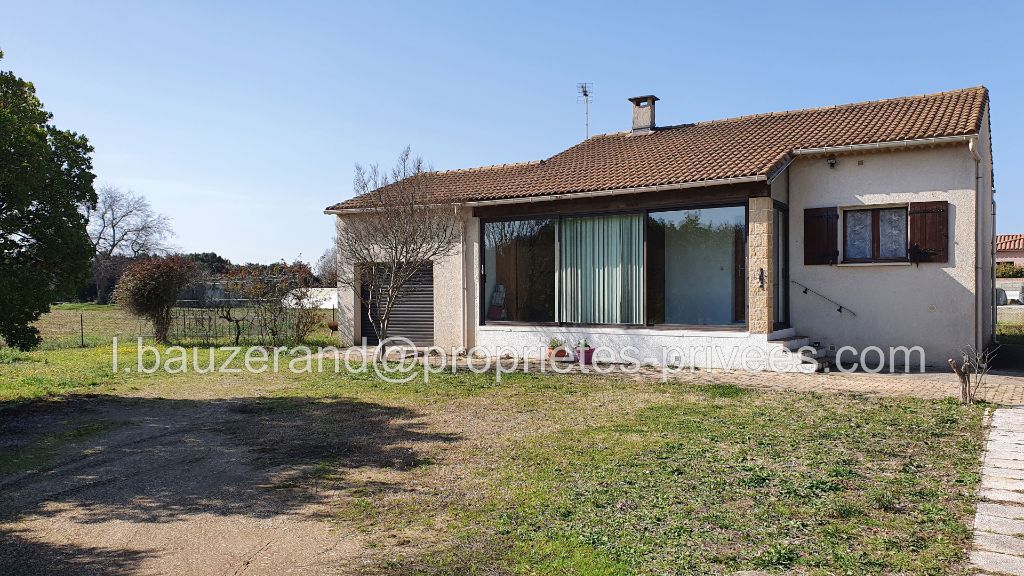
xmin=113 ymin=256 xmax=198 ymax=344
xmin=183 ymin=252 xmax=234 ymax=274
xmin=0 ymin=50 xmax=97 ymax=349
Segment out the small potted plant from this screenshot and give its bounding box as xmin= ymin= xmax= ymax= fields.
xmin=547 ymin=337 xmax=568 ymax=361
xmin=575 ymin=338 xmax=595 ymax=364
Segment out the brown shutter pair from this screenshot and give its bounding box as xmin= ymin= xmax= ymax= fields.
xmin=802 ymin=201 xmax=948 ymax=265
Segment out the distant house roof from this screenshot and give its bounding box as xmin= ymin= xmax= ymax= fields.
xmin=997 ymin=235 xmax=1024 ymax=251
xmin=327 ymin=86 xmax=989 ymax=211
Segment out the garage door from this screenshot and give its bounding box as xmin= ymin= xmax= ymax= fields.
xmin=360 ymin=265 xmax=434 ymax=346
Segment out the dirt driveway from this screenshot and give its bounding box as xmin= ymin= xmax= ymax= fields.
xmin=0 ymin=394 xmax=460 ymax=575
xmin=2 ymin=367 xmax=1021 ymax=575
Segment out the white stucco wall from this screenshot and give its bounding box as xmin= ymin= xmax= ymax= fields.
xmin=475 ymin=325 xmax=812 ymax=370
xmin=335 ymin=216 xmax=359 ymax=345
xmin=430 ymin=212 xmax=471 ymax=350
xmin=334 ymin=211 xmax=472 ymax=349
xmin=787 ymin=144 xmax=980 ymax=367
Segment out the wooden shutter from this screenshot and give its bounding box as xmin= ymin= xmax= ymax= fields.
xmin=908 ymin=201 xmax=949 ymax=263
xmin=804 ymin=207 xmax=838 ymax=265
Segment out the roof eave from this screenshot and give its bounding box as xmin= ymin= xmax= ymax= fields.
xmin=790 ymin=134 xmax=978 ymax=158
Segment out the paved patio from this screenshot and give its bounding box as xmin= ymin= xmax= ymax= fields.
xmin=652 ymin=368 xmax=1024 ymax=405
xmin=344 ymin=348 xmax=1024 ymax=405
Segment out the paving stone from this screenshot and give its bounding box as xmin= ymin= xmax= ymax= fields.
xmin=989 ymin=458 xmax=1024 ymax=471
xmin=972 ymin=408 xmax=1024 ymax=568
xmin=988 ymin=468 xmax=1024 ymax=481
xmin=971 ymin=549 xmax=1024 ymax=575
xmin=984 ymin=475 xmax=1024 ymax=491
xmin=974 ymin=531 xmax=1024 ymax=556
xmin=983 ymin=488 xmax=1024 ymax=505
xmin=976 ymin=513 xmax=1024 ymax=536
xmin=979 ymin=502 xmax=1024 ymax=520
xmin=990 ymin=432 xmax=1024 ymax=442
xmin=988 ymin=443 xmax=1024 ymax=458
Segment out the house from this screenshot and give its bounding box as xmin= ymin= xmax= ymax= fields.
xmin=997 ymin=234 xmax=1024 ymax=266
xmin=326 ymin=87 xmax=995 ymax=371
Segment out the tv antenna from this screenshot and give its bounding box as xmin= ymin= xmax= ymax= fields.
xmin=577 ymin=82 xmax=593 ymax=139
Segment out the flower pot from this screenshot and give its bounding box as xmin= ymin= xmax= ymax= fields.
xmin=575 ymin=347 xmax=595 ymax=364
xmin=548 ymin=347 xmax=569 ymax=361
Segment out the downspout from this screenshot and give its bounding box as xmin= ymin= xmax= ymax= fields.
xmin=457 ymin=204 xmax=468 ymax=353
xmin=992 ymin=195 xmax=998 ymax=343
xmin=969 ymin=138 xmax=983 ymax=352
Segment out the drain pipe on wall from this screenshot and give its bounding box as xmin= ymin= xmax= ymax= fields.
xmin=457 ymin=204 xmax=468 ymax=354
xmin=969 ymin=138 xmax=983 ymax=353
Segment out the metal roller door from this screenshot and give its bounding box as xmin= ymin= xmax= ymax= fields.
xmin=360 ymin=265 xmax=434 ymax=346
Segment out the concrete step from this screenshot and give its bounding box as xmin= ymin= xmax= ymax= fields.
xmin=769 ymin=335 xmax=810 ymax=351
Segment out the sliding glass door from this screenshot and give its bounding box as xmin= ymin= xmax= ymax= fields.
xmin=647 ymin=206 xmax=746 ymax=326
xmin=481 ymin=204 xmax=747 ymax=328
xmin=482 ymin=219 xmax=557 ymax=322
xmin=558 ymin=214 xmax=644 ymax=324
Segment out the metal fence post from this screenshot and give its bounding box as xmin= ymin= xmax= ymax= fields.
xmin=80 ymin=312 xmax=85 ymax=348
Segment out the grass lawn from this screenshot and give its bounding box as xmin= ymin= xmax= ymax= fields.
xmin=0 ymin=341 xmax=987 ymax=575
xmin=997 ymin=322 xmax=1024 ymax=346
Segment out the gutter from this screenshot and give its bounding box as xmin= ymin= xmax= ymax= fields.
xmin=790 ymin=134 xmax=976 ymax=157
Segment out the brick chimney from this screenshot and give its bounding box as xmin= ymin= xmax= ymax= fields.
xmin=629 ymin=95 xmax=658 ymax=133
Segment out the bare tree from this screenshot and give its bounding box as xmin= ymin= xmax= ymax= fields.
xmin=87 ymin=185 xmax=174 ymax=258
xmin=949 ymin=345 xmax=1000 ymax=405
xmin=335 ymin=147 xmax=459 ymax=356
xmin=216 ymin=301 xmax=250 ymax=346
xmin=315 ymin=241 xmax=338 ymax=287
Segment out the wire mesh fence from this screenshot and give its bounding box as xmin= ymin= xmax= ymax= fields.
xmin=32 ymin=307 xmax=152 ymax=350
xmin=24 ymin=304 xmax=340 ymax=350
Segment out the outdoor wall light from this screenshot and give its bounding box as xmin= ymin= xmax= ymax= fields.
xmin=827 ymin=156 xmax=837 ymax=169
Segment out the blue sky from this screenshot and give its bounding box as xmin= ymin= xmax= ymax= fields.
xmin=2 ymin=1 xmax=1021 ymax=263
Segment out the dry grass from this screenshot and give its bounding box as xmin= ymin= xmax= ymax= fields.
xmin=0 ymin=346 xmax=988 ymax=575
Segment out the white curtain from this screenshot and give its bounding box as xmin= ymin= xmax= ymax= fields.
xmin=558 ymin=214 xmax=644 ymax=324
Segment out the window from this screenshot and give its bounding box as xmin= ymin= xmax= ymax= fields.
xmin=647 ymin=206 xmax=746 ymax=325
xmin=843 ymin=207 xmax=908 ymax=262
xmin=482 ymin=205 xmax=747 ymax=328
xmin=559 ymin=214 xmax=644 ymax=324
xmin=483 ymin=219 xmax=556 ymax=322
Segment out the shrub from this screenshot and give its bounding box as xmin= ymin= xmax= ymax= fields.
xmin=224 ymin=260 xmax=323 ymax=345
xmin=997 ymin=262 xmax=1024 ymax=278
xmin=113 ymin=256 xmax=198 ymax=343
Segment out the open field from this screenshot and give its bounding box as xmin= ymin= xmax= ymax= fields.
xmin=0 ymin=341 xmax=990 ymax=575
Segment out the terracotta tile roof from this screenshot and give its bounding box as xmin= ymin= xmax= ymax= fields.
xmin=327 ymin=86 xmax=989 ymax=210
xmin=997 ymin=235 xmax=1024 ymax=251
